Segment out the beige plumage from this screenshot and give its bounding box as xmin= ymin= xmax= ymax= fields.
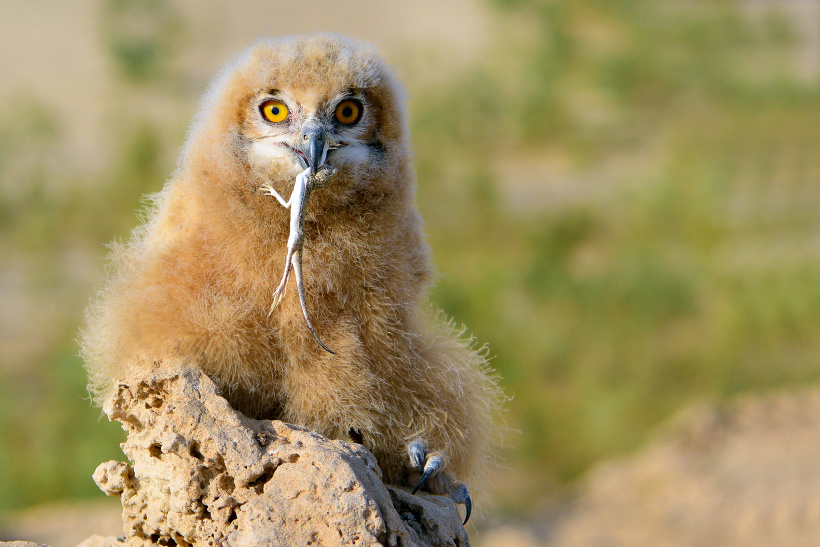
xmin=81 ymin=34 xmax=502 ymax=519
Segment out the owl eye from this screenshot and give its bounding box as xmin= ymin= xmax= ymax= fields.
xmin=260 ymin=100 xmax=288 ymax=123
xmin=335 ymin=100 xmax=362 ymax=125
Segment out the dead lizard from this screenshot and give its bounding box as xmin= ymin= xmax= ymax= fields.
xmin=260 ymin=164 xmax=336 ymax=354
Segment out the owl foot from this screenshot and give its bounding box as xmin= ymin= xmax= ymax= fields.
xmin=406 ymin=440 xmax=472 ymax=524
xmin=407 ymin=438 xmax=426 ymax=474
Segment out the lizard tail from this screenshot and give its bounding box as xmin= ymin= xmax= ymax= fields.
xmin=292 ymin=250 xmax=336 ymax=354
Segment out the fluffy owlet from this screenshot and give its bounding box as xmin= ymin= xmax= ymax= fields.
xmin=81 ymin=34 xmax=502 ymax=522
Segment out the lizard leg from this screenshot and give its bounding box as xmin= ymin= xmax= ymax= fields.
xmin=259 ymin=184 xmax=291 ymax=207
xmin=269 ymin=249 xmax=294 ymax=313
xmin=406 ymin=440 xmax=472 ymax=524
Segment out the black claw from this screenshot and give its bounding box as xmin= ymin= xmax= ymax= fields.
xmin=412 ymin=454 xmax=443 ymax=495
xmin=412 ymin=467 xmax=434 ymax=495
xmin=462 ymin=494 xmax=472 ymax=525
xmin=449 ymin=483 xmax=472 ymax=526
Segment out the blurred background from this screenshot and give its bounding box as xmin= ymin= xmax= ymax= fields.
xmin=1 ymin=0 xmax=819 ymax=545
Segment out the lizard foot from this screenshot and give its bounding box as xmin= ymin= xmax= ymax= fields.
xmin=269 ymin=282 xmax=288 ymax=311
xmin=268 ymin=255 xmax=293 ymax=315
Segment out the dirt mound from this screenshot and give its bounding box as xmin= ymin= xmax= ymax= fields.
xmin=545 ymin=389 xmax=820 ymax=546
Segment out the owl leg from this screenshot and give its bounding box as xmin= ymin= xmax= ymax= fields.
xmin=406 ymin=440 xmax=472 ymax=524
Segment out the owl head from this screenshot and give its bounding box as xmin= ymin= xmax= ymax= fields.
xmin=180 ymin=34 xmax=412 ymax=202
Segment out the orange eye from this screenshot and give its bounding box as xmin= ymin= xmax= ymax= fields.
xmin=335 ymin=100 xmax=362 ymax=125
xmin=260 ymin=100 xmax=288 ymax=123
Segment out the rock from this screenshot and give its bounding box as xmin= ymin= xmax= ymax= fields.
xmin=0 ymin=542 xmax=50 ymax=547
xmin=92 ymin=363 xmax=469 ymax=547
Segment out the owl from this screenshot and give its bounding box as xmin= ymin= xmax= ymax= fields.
xmin=81 ymin=34 xmax=502 ymax=523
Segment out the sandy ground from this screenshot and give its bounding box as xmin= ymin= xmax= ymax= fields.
xmin=542 ymin=388 xmax=820 ymax=546
xmin=0 ymin=499 xmax=121 ymax=547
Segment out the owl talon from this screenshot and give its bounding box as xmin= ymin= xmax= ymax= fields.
xmin=406 ymin=441 xmax=471 ymax=524
xmin=407 ymin=439 xmax=426 ymax=473
xmin=406 ymin=440 xmax=444 ymax=494
xmin=449 ymin=483 xmax=472 ymax=525
xmin=412 ymin=454 xmax=443 ymax=495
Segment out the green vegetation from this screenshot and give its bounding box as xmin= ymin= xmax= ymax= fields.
xmin=2 ymin=0 xmax=820 ymax=517
xmin=412 ymin=0 xmax=820 ymax=508
xmin=100 ymin=0 xmax=181 ymax=83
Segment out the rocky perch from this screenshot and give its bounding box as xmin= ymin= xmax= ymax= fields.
xmin=86 ymin=364 xmax=469 ymax=547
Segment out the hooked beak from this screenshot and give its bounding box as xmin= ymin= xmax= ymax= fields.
xmin=300 ymin=120 xmax=328 ymax=175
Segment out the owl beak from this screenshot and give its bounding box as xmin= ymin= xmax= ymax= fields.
xmin=300 ymin=121 xmax=328 ymax=175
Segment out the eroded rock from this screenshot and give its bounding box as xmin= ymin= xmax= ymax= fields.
xmin=93 ymin=363 xmax=468 ymax=547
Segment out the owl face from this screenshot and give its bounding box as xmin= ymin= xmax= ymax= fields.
xmin=244 ymin=84 xmax=379 ymax=179
xmin=184 ymin=35 xmax=409 ymax=195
